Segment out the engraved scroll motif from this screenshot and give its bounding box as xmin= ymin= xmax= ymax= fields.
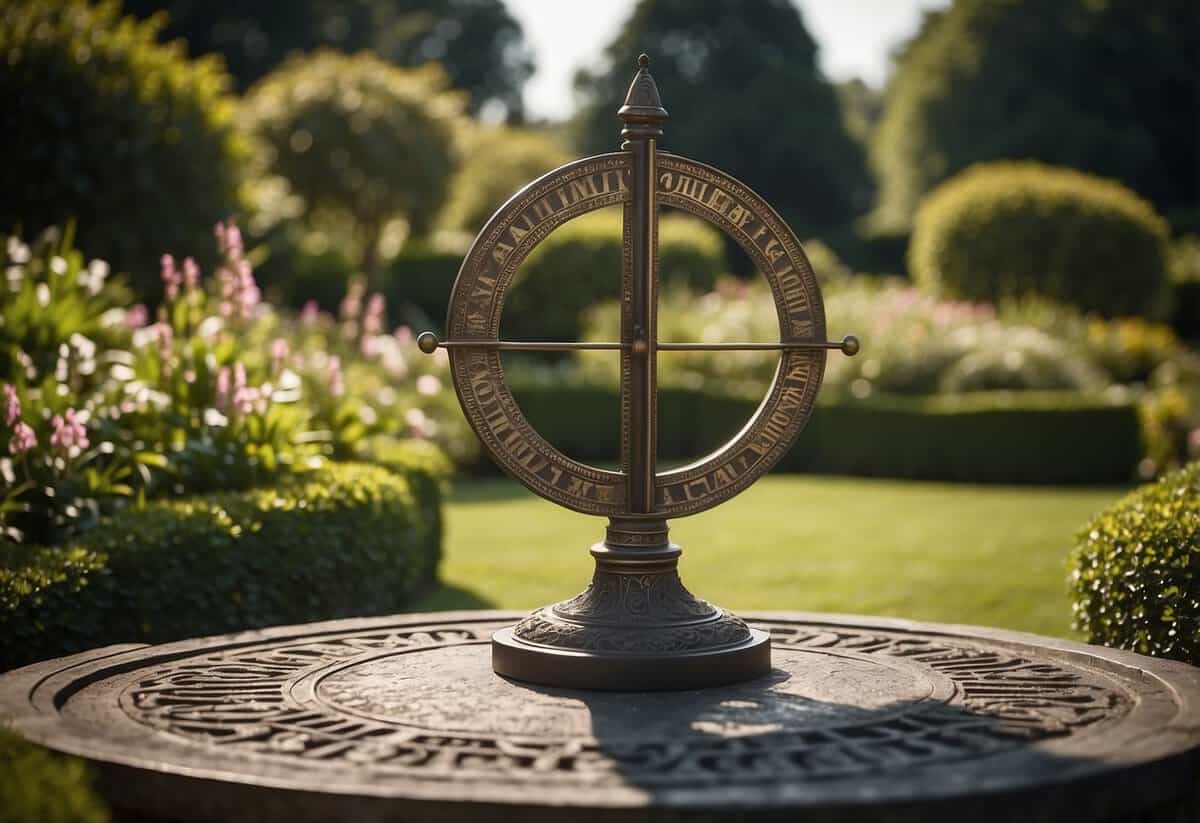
xmin=120 ymin=621 xmax=1130 ymax=786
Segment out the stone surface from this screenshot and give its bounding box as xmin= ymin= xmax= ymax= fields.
xmin=1 ymin=611 xmax=1198 ymax=822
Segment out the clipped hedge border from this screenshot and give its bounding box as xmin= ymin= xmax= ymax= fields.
xmin=1 ymin=460 xmax=441 ymax=671
xmin=1069 ymin=462 xmax=1200 ymax=666
xmin=0 ymin=730 xmax=107 ymax=823
xmin=505 ymin=374 xmax=1142 ymax=484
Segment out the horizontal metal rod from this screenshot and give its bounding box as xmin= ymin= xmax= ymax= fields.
xmin=441 ymin=339 xmax=625 ymax=351
xmin=658 ymin=340 xmax=850 ymax=352
xmin=416 ymin=331 xmax=859 ymax=355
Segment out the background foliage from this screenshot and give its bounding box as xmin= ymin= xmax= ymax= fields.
xmin=122 ymin=0 xmax=534 ymax=120
xmin=909 ymin=162 xmax=1171 ymax=318
xmin=872 ymin=0 xmax=1199 ymax=229
xmin=242 ymin=51 xmax=464 ymax=285
xmin=573 ymin=0 xmax=872 ymax=242
xmin=0 ymin=0 xmax=244 ymax=298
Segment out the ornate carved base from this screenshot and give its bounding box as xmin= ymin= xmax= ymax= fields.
xmin=492 ymin=518 xmax=771 ymax=690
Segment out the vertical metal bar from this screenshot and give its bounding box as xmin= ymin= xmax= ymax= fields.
xmin=618 ymin=54 xmax=667 ymax=515
xmin=626 ymin=137 xmax=656 ymax=513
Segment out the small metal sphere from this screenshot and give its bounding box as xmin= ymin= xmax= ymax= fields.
xmin=416 ymin=331 xmax=440 ymax=355
xmin=638 ymin=53 xmax=650 ymax=68
xmin=841 ymin=335 xmax=861 ymax=357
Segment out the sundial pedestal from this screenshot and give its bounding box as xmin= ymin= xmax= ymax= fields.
xmin=493 ymin=518 xmax=771 ymax=690
xmin=1 ymin=611 xmax=1197 ymax=822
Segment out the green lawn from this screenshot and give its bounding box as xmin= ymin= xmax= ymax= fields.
xmin=415 ymin=475 xmax=1126 ymax=638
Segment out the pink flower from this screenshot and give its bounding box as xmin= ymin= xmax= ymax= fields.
xmin=126 ymin=304 xmax=149 ymax=328
xmin=182 ymin=257 xmax=200 ymax=291
xmin=270 ymin=338 xmax=290 ymax=372
xmin=8 ymin=421 xmax=35 ymax=455
xmin=4 ymin=384 xmax=20 ymax=427
xmin=339 ymin=280 xmax=365 ymax=323
xmin=160 ymin=254 xmax=181 ymax=301
xmin=363 ymin=293 xmax=385 ymax=336
xmin=49 ymin=409 xmax=88 ymax=455
xmin=394 ymin=326 xmax=413 ymax=345
xmin=213 ymin=221 xmax=259 ymax=319
xmin=416 ymin=375 xmax=441 ymax=396
xmin=328 ymin=356 xmax=345 ymax=398
xmin=300 ymin=301 xmax=320 ymax=326
xmin=214 ymin=367 xmax=231 ymax=412
xmin=154 ymin=322 xmax=174 ymax=362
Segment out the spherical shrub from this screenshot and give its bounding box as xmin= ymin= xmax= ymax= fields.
xmin=242 ymin=51 xmax=463 ymax=283
xmin=506 ymin=210 xmax=726 ymax=341
xmin=1068 ymin=461 xmax=1200 ymax=665
xmin=0 ymin=0 xmax=244 ymax=297
xmin=910 ymin=162 xmax=1171 ymax=318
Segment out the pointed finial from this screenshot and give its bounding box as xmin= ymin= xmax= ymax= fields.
xmin=617 ymin=53 xmax=668 ymax=146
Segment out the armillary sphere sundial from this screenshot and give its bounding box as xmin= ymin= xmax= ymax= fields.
xmin=2 ymin=55 xmax=1198 ymax=823
xmin=417 ymin=54 xmax=860 ymax=690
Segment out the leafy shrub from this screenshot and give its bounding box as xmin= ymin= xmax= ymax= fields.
xmin=242 ymin=51 xmax=463 ymax=284
xmin=582 ymin=277 xmax=1140 ymax=399
xmin=1169 ymin=235 xmax=1200 ymax=339
xmin=1069 ymin=461 xmax=1200 ymax=666
xmin=1 ymin=460 xmax=441 ymax=670
xmin=0 ymin=731 xmax=107 ymax=823
xmin=1 ymin=224 xmax=467 ymax=544
xmin=506 ymin=209 xmax=726 ymax=341
xmin=0 ymin=0 xmax=244 ymax=298
xmin=505 ymin=368 xmax=1143 ymax=484
xmin=383 ymin=244 xmax=467 ymax=329
xmin=909 ymin=162 xmax=1171 ymax=318
xmin=441 ymin=127 xmax=572 ymax=234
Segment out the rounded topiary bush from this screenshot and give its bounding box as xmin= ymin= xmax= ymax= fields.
xmin=1068 ymin=461 xmax=1199 ymax=666
xmin=0 ymin=0 xmax=244 ymax=297
xmin=242 ymin=51 xmax=463 ymax=283
xmin=505 ymin=210 xmax=726 ymax=341
xmin=909 ymin=162 xmax=1171 ymax=317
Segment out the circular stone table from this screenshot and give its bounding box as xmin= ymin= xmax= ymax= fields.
xmin=2 ymin=611 xmax=1197 ymax=822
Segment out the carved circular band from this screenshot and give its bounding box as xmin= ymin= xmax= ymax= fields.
xmin=447 ymin=152 xmax=826 ymax=518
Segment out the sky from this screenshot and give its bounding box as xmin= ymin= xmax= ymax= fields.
xmin=504 ymin=0 xmax=951 ymax=121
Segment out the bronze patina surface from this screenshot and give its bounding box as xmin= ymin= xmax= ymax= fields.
xmin=1 ymin=611 xmax=1197 ymax=822
xmin=419 ymin=55 xmax=859 ymax=690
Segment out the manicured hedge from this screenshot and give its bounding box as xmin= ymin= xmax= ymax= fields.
xmin=1 ymin=461 xmax=441 ymax=671
xmin=0 ymin=731 xmax=107 ymax=823
xmin=910 ymin=162 xmax=1171 ymax=318
xmin=0 ymin=0 xmax=244 ymax=298
xmin=506 ymin=373 xmax=1142 ymax=484
xmin=1069 ymin=462 xmax=1200 ymax=666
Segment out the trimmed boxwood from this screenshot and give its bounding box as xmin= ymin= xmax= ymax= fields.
xmin=1069 ymin=462 xmax=1200 ymax=666
xmin=910 ymin=162 xmax=1171 ymax=318
xmin=0 ymin=0 xmax=244 ymax=298
xmin=1 ymin=461 xmax=441 ymax=671
xmin=505 ymin=372 xmax=1142 ymax=484
xmin=0 ymin=731 xmax=107 ymax=823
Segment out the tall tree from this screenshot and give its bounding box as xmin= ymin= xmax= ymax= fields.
xmin=123 ymin=0 xmax=534 ymax=120
xmin=572 ymin=0 xmax=872 ymax=240
xmin=872 ymin=0 xmax=1199 ymax=229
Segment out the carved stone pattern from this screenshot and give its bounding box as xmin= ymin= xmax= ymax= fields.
xmin=550 ymin=571 xmax=718 ymax=624
xmin=514 ymin=609 xmax=750 ymax=653
xmin=116 ymin=619 xmax=1131 ymax=788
